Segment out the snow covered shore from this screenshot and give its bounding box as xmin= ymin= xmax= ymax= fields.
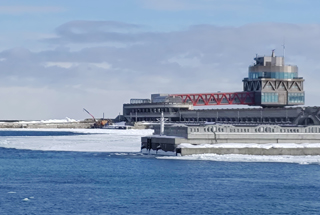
xmin=1 ymin=128 xmax=320 ymax=164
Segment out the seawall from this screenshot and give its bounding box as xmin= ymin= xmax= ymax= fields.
xmin=142 ymin=124 xmax=320 ymax=156
xmin=177 ymin=147 xmax=320 ymax=156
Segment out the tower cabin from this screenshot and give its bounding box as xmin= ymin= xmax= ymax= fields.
xmin=243 ymin=50 xmax=305 ymax=107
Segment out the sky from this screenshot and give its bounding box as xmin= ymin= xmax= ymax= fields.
xmin=1 ymin=0 xmax=320 ymax=120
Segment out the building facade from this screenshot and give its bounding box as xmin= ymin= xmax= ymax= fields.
xmin=122 ymin=51 xmax=315 ymax=125
xmin=243 ymin=50 xmax=305 ymax=107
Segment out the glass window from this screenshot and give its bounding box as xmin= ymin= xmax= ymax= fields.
xmin=288 ymin=92 xmax=304 ymax=103
xmin=261 ymin=92 xmax=279 ymax=103
xmin=248 ymin=72 xmax=298 ymax=79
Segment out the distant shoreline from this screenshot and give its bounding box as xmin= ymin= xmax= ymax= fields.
xmin=0 ymin=120 xmax=94 ymax=129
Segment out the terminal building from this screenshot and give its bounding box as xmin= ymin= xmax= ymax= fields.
xmin=123 ymin=51 xmax=319 ymax=126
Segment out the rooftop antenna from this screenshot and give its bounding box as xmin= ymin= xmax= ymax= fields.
xmin=282 ymin=38 xmax=286 ymax=64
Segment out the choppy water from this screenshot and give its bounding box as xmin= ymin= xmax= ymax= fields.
xmin=1 ymin=130 xmax=320 ymax=214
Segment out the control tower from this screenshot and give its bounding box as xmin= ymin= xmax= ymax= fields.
xmin=243 ymin=50 xmax=305 ymax=107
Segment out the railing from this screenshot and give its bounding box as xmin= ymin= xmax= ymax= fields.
xmin=170 ymin=92 xmax=255 ymax=106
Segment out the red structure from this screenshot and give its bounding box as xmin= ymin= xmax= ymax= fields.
xmin=170 ymin=92 xmax=255 ymax=106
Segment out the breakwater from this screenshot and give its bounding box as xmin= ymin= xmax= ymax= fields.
xmin=142 ymin=124 xmax=320 ymax=156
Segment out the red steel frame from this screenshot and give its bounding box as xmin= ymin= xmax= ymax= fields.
xmin=170 ymin=92 xmax=255 ymax=106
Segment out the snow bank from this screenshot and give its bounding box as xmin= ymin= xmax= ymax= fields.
xmin=2 ymin=128 xmax=320 ymax=165
xmin=17 ymin=117 xmax=79 ymax=124
xmin=158 ymin=153 xmax=320 ymax=165
xmin=178 ymin=143 xmax=320 ymax=149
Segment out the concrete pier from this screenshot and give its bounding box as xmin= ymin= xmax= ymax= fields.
xmin=177 ymin=148 xmax=320 ymax=156
xmin=142 ymin=124 xmax=320 ymax=156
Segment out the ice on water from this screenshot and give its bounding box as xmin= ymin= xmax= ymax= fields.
xmin=178 ymin=143 xmax=320 ymax=149
xmin=1 ymin=128 xmax=320 ymax=164
xmin=0 ymin=128 xmax=154 ymax=152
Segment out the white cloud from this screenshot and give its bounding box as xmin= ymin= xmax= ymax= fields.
xmin=44 ymin=62 xmax=78 ymax=69
xmin=138 ymin=0 xmax=262 ymax=11
xmin=43 ymin=61 xmax=111 ymax=70
xmin=167 ymin=53 xmax=203 ymax=68
xmin=139 ymin=0 xmax=194 ymax=11
xmin=91 ymin=62 xmax=112 ymax=70
xmin=0 ymin=6 xmax=64 ymax=14
xmin=44 ymin=20 xmax=145 ymax=45
xmin=1 ymin=21 xmax=320 ymax=119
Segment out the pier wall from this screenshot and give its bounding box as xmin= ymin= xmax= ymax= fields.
xmin=187 ymin=133 xmax=320 ymax=144
xmin=179 ymin=148 xmax=320 ymax=156
xmin=142 ymin=124 xmax=320 ymax=155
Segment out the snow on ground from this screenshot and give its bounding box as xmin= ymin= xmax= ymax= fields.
xmin=16 ymin=117 xmax=79 ymax=124
xmin=162 ymin=143 xmax=320 ymax=164
xmin=0 ymin=128 xmax=153 ymax=152
xmin=158 ymin=153 xmax=320 ymax=165
xmin=178 ymin=143 xmax=320 ymax=149
xmin=1 ymin=128 xmax=320 ymax=164
xmin=113 ymin=122 xmax=126 ymax=126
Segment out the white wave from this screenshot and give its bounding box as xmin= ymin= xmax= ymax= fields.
xmin=23 ymin=198 xmax=29 ymax=201
xmin=157 ymin=153 xmax=320 ymax=165
xmin=0 ymin=128 xmax=153 ymax=152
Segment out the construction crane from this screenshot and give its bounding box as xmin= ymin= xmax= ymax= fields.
xmin=83 ymin=108 xmax=113 ymax=128
xmin=83 ymin=108 xmax=96 ymax=122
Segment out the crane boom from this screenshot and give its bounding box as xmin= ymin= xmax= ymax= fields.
xmin=83 ymin=108 xmax=96 ymax=121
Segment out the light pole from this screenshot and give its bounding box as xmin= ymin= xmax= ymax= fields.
xmin=216 ymin=111 xmax=219 ymax=123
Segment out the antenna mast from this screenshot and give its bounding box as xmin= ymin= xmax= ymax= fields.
xmin=282 ymin=38 xmax=286 ymax=64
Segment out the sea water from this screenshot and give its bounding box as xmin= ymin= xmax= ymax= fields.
xmin=0 ymin=129 xmax=320 ymax=215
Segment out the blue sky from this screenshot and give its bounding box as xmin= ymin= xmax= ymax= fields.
xmin=2 ymin=0 xmax=320 ymax=30
xmin=0 ymin=0 xmax=320 ymax=119
xmin=3 ymin=0 xmax=320 ymax=43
